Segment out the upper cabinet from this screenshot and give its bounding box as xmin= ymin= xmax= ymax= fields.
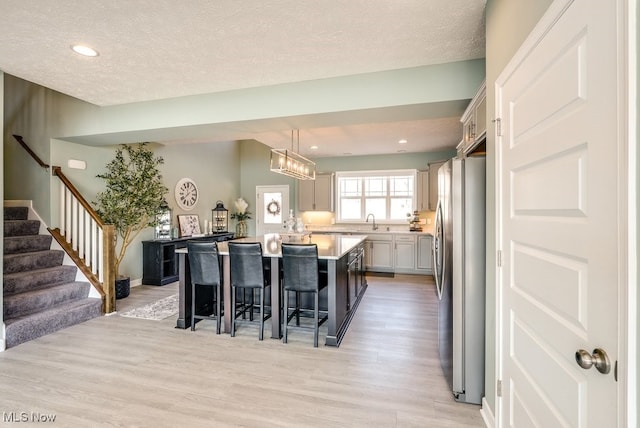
xmin=416 ymin=170 xmax=430 ymax=211
xmin=458 ymin=80 xmax=487 ymax=156
xmin=298 ymin=173 xmax=334 ymax=211
xmin=428 ymin=160 xmax=445 ymax=211
xmin=417 ymin=161 xmax=446 ymax=212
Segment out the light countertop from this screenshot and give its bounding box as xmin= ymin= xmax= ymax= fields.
xmin=177 ymin=233 xmax=368 ymax=260
xmin=307 ymin=226 xmax=433 ymax=236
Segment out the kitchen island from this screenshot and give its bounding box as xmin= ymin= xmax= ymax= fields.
xmin=176 ymin=233 xmax=368 ymax=346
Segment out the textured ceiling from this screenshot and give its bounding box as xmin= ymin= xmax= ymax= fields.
xmin=0 ymin=0 xmax=486 ymax=156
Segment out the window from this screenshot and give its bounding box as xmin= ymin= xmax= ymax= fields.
xmin=336 ymin=170 xmax=416 ymax=223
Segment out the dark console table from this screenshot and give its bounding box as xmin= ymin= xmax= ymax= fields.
xmin=142 ymin=233 xmax=234 ymax=286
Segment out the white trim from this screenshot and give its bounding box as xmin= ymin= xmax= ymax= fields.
xmin=3 ymin=200 xmax=33 ymax=208
xmin=334 ymin=168 xmax=416 ymax=178
xmin=0 ymin=324 xmax=5 ymax=352
xmin=623 ymin=0 xmax=637 ymax=425
xmin=493 ymin=77 xmax=504 ymax=427
xmin=480 ymin=397 xmax=495 ymax=428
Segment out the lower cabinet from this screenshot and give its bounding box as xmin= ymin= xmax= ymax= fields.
xmin=394 ymin=235 xmax=416 ymax=273
xmin=364 ymin=235 xmax=393 ymax=272
xmin=417 ymin=235 xmax=433 ymax=273
xmin=142 ymin=233 xmax=234 ymax=285
xmin=363 ymin=233 xmax=433 ymax=274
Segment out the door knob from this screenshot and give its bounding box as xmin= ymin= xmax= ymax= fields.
xmin=575 ymin=348 xmax=611 ymax=374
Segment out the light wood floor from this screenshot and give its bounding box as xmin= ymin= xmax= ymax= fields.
xmin=0 ymin=274 xmax=484 ymax=427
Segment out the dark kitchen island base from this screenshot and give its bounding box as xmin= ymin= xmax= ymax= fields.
xmin=176 ymin=234 xmax=368 ymax=346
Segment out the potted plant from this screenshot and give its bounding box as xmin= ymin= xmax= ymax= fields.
xmin=94 ymin=143 xmax=168 ymax=299
xmin=230 ymin=197 xmax=252 ymax=238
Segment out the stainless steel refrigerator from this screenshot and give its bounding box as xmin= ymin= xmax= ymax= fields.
xmin=432 ymin=155 xmax=486 ymax=405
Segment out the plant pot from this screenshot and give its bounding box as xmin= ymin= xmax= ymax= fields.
xmin=115 ymin=277 xmax=130 ymax=299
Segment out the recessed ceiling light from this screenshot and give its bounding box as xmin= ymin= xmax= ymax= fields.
xmin=398 ymin=139 xmax=408 ymax=144
xmin=310 ymin=145 xmax=318 ymax=150
xmin=71 ymin=44 xmax=99 ymax=57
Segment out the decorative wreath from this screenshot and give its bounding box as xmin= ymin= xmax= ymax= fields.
xmin=266 ymin=200 xmax=281 ymax=216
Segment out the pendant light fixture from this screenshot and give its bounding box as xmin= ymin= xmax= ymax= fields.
xmin=270 ymin=129 xmax=316 ymax=180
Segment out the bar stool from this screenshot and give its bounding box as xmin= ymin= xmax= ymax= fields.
xmin=281 ymin=243 xmax=328 ymax=347
xmin=187 ymin=241 xmax=223 ymax=333
xmin=228 ymin=242 xmax=271 ymax=340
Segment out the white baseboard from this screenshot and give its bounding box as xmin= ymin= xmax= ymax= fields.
xmin=0 ymin=323 xmax=6 ymax=352
xmin=480 ymin=397 xmax=495 ymax=428
xmin=3 ymin=200 xmax=32 ymax=208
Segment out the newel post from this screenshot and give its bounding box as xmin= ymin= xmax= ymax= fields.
xmin=102 ymin=224 xmax=116 ymax=313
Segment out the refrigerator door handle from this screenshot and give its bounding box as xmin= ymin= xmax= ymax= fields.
xmin=433 ymin=199 xmax=445 ymax=300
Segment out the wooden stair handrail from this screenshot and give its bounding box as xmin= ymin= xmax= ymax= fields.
xmin=12 ymin=134 xmax=50 ymax=169
xmin=52 ymin=166 xmax=105 ymax=227
xmin=52 ymin=165 xmax=116 ymax=314
xmin=49 ymin=226 xmax=116 ymax=314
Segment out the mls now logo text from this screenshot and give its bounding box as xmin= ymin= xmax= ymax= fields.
xmin=3 ymin=412 xmax=56 ymax=423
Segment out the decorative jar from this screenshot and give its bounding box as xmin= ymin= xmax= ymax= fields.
xmin=236 ymin=220 xmax=248 ymax=238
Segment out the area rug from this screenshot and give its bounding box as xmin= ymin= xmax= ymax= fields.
xmin=119 ymin=294 xmax=178 ymax=320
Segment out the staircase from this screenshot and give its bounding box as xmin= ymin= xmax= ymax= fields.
xmin=3 ymin=206 xmax=102 ymax=349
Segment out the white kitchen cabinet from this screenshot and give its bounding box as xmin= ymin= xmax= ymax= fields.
xmin=416 ymin=170 xmax=430 ymax=211
xmin=428 ymin=160 xmax=445 ymax=211
xmin=394 ymin=235 xmax=416 ymax=272
xmin=457 ymin=80 xmax=487 ymax=156
xmin=298 ymin=173 xmax=334 ymax=211
xmin=364 ymin=235 xmax=393 ymax=272
xmin=417 ymin=235 xmax=433 ymax=273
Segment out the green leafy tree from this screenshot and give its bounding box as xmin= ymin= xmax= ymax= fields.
xmin=94 ymin=143 xmax=168 ymax=279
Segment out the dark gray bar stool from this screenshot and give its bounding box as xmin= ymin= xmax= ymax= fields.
xmin=187 ymin=241 xmax=223 ymax=334
xmin=228 ymin=242 xmax=271 ymax=340
xmin=281 ymin=243 xmax=328 ymax=347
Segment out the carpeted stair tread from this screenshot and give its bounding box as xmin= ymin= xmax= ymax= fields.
xmin=4 ymin=281 xmax=92 ymax=319
xmin=3 ymin=266 xmax=78 ymax=295
xmin=4 ymin=235 xmax=53 ymax=254
xmin=4 ymin=219 xmax=40 ymax=237
xmin=2 ymin=205 xmax=103 ymax=348
xmin=4 ymin=206 xmax=28 ymax=221
xmin=4 ymin=298 xmax=102 ymax=348
xmin=3 ymin=249 xmax=65 ymax=274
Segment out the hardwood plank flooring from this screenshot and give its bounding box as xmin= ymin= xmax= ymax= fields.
xmin=0 ymin=275 xmax=484 ymax=427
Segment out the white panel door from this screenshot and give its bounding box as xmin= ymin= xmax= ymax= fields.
xmin=496 ymin=0 xmax=624 ymax=426
xmin=256 ymin=185 xmax=289 ymax=235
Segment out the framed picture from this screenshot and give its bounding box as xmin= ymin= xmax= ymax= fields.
xmin=177 ymin=214 xmax=201 ymax=237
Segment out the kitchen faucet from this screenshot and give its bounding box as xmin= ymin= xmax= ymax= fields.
xmin=366 ymin=213 xmax=378 ymax=230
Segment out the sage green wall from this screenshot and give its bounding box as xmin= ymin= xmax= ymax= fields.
xmin=313 ymin=149 xmax=455 ymax=173
xmin=50 ymin=139 xmax=241 ymax=281
xmin=4 ymin=74 xmax=100 ymax=223
xmin=238 ymin=139 xmax=296 ymax=237
xmin=4 ymin=57 xmax=486 ymax=231
xmin=59 ymin=60 xmax=485 ymax=144
xmin=485 ymin=0 xmax=553 ymax=414
xmin=235 ymin=140 xmax=456 ymax=236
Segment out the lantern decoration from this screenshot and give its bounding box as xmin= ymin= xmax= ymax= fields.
xmin=154 ymin=199 xmax=172 ymax=240
xmin=211 ymin=201 xmax=229 ymax=233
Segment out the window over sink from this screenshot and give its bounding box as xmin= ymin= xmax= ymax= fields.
xmin=335 ymin=169 xmax=416 ymax=223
